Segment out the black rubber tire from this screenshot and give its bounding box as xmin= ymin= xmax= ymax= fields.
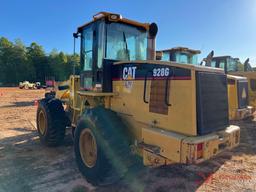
xmin=74 ymin=106 xmax=138 ymax=186
xmin=36 ymin=98 xmax=68 ymax=147
xmin=45 ymin=92 xmax=56 ymax=100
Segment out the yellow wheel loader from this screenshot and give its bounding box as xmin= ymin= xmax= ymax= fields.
xmin=156 ymin=47 xmax=201 ymax=65
xmin=36 ymin=12 xmax=240 ymax=186
xmin=156 ymin=48 xmax=252 ymax=120
xmin=228 ymin=58 xmax=256 ymax=109
xmin=210 ymin=56 xmax=253 ymax=117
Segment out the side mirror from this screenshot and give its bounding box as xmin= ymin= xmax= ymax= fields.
xmin=73 ymin=33 xmax=79 ymax=38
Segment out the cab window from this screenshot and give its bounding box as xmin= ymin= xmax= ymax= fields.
xmin=106 ymin=22 xmax=147 ymax=61
xmin=161 ymin=52 xmax=170 ymax=61
xmin=226 ymin=58 xmax=238 ymax=72
xmin=191 ymin=54 xmax=198 ymax=65
xmin=175 ymin=53 xmax=189 ymax=64
xmin=219 ymin=61 xmax=225 ymax=70
xmin=82 ymin=26 xmax=93 ymax=71
xmin=211 ymin=60 xmax=216 ymax=68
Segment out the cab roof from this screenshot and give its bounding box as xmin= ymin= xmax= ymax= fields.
xmin=212 ymin=56 xmax=240 ymax=62
xmin=212 ymin=56 xmax=232 ymax=60
xmin=77 ymin=12 xmax=150 ymax=33
xmin=227 ymin=74 xmax=247 ymax=80
xmin=157 ymin=47 xmax=201 ymax=55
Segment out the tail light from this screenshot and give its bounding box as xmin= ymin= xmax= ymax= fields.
xmin=196 ymin=143 xmax=204 ymax=159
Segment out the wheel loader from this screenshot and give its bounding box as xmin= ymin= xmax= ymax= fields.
xmin=156 ymin=48 xmax=252 ymax=120
xmin=210 ymin=56 xmax=255 ymax=112
xmin=156 ymin=47 xmax=201 ymax=65
xmin=36 ymin=12 xmax=240 ymax=186
xmin=223 ymin=57 xmax=256 ymax=109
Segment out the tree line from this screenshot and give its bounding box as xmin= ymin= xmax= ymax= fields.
xmin=0 ymin=37 xmax=80 ymax=86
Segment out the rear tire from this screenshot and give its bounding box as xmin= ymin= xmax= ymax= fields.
xmin=74 ymin=107 xmax=138 ymax=186
xmin=36 ymin=98 xmax=68 ymax=146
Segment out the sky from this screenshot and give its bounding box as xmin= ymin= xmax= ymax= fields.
xmin=1 ymin=0 xmax=256 ymax=65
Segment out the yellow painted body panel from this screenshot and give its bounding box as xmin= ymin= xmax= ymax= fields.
xmin=141 ymin=125 xmax=240 ymax=166
xmin=60 ymin=60 xmax=240 ymax=167
xmin=227 ymin=75 xmax=252 ymax=120
xmin=142 ymin=127 xmax=186 ymax=162
xmin=111 ymin=74 xmax=197 ymax=137
xmin=230 ymin=71 xmax=256 ymax=108
xmin=227 ymin=80 xmax=237 ymax=120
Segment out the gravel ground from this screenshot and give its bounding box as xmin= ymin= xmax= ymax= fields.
xmin=0 ymin=87 xmax=255 ymax=192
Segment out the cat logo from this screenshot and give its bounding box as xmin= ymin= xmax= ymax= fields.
xmin=123 ymin=66 xmax=137 ymax=80
xmin=122 ymin=66 xmax=137 ymax=92
xmin=242 ymin=88 xmax=247 ymax=99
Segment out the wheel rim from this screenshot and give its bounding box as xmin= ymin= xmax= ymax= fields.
xmin=38 ymin=110 xmax=46 ymax=135
xmin=79 ymin=129 xmax=97 ymax=168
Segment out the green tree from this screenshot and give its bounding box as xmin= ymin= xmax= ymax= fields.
xmin=26 ymin=42 xmax=48 ymax=83
xmin=0 ymin=38 xmax=28 ymax=85
xmin=0 ymin=37 xmax=13 ymax=84
xmin=0 ymin=37 xmax=80 ymax=86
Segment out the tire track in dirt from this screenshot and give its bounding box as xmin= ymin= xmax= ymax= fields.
xmin=0 ymin=88 xmax=92 ymax=192
xmin=0 ymin=88 xmax=256 ymax=192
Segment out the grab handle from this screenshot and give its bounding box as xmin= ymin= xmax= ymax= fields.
xmin=143 ymin=71 xmax=152 ymax=104
xmin=165 ymin=73 xmax=173 ymax=106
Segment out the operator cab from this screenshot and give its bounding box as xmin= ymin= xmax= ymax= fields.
xmin=156 ymin=47 xmax=201 ymax=65
xmin=210 ymin=56 xmax=240 ymax=74
xmin=74 ymin=12 xmax=158 ymax=92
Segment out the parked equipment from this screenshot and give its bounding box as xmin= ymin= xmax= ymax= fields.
xmin=36 ymin=12 xmax=240 ymax=185
xmin=156 ymin=47 xmax=201 ymax=65
xmin=222 ymin=57 xmax=256 ymax=108
xmin=157 ymin=48 xmax=252 ymax=120
xmin=210 ymin=56 xmax=254 ymax=113
xmin=19 ymin=81 xmax=41 ymax=89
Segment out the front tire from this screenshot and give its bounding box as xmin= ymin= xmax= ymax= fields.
xmin=36 ymin=98 xmax=68 ymax=146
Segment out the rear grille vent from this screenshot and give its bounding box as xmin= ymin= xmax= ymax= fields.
xmin=196 ymin=72 xmax=229 ymax=135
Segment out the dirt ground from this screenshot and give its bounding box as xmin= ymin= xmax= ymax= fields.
xmin=0 ymin=88 xmax=255 ymax=192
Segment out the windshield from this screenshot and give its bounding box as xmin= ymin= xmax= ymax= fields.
xmin=226 ymin=58 xmax=238 ymax=72
xmin=106 ymin=22 xmax=147 ymax=61
xmin=175 ymin=52 xmax=198 ymax=65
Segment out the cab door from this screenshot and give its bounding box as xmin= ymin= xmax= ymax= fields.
xmin=80 ymin=23 xmax=98 ymax=90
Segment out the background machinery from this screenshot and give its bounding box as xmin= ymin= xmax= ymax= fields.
xmin=209 ymin=56 xmax=255 ymax=112
xmin=156 ymin=47 xmax=201 ymax=65
xmin=157 ymin=48 xmax=252 ymax=120
xmin=217 ymin=57 xmax=256 ymax=109
xmin=19 ymin=81 xmax=41 ymax=89
xmin=36 ymin=12 xmax=240 ymax=185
